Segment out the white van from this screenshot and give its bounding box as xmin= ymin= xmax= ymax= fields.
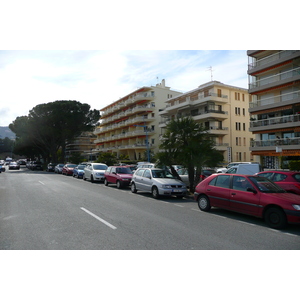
xmin=226 ymin=161 xmax=259 ymax=169
xmin=226 ymin=164 xmax=262 ymax=175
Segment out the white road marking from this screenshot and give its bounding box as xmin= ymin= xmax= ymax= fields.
xmin=80 ymin=207 xmax=117 ymax=230
xmin=38 ymin=181 xmax=45 ymax=185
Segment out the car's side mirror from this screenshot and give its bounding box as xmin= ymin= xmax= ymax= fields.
xmin=247 ymin=187 xmax=257 ymax=194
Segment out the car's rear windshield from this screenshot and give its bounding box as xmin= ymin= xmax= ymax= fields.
xmin=293 ymin=173 xmax=300 ymax=182
xmin=116 ymin=168 xmax=132 ymax=174
xmin=152 ymin=170 xmax=176 ymax=179
xmin=249 ymin=176 xmax=286 ymax=193
xmin=93 ymin=165 xmax=108 ymax=170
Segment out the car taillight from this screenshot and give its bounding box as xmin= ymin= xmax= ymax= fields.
xmin=294 ymin=183 xmax=300 ymax=190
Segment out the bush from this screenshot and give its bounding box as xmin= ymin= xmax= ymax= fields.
xmin=289 ymin=160 xmax=300 ymax=171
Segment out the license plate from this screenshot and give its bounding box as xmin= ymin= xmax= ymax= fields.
xmin=173 ymin=189 xmax=181 ymax=192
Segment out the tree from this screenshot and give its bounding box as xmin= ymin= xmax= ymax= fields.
xmin=96 ymin=152 xmax=118 ymax=166
xmin=159 ymin=116 xmax=223 ymax=192
xmin=9 ymin=100 xmax=100 ymax=163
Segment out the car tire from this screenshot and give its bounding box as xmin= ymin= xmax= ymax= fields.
xmin=104 ymin=179 xmax=108 ymax=186
xmin=83 ymin=175 xmax=86 ymax=181
xmin=116 ymin=180 xmax=122 ymax=189
xmin=152 ymin=186 xmax=160 ymax=199
xmin=264 ymin=207 xmax=287 ymax=229
xmin=197 ymin=195 xmax=211 ymax=212
xmin=131 ymin=182 xmax=137 ymax=193
xmin=91 ymin=175 xmax=94 ymax=183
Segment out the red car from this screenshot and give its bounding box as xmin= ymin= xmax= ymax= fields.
xmin=62 ymin=164 xmax=77 ymax=176
xmin=194 ymin=173 xmax=300 ymax=229
xmin=104 ymin=166 xmax=133 ymax=188
xmin=256 ymin=171 xmax=300 ymax=195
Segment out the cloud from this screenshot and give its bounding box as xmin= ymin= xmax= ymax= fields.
xmin=0 ymin=50 xmax=249 ymax=126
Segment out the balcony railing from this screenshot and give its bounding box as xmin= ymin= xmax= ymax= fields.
xmin=251 ymin=137 xmax=300 ymax=147
xmin=250 ymin=114 xmax=300 ymax=128
xmin=249 ymin=67 xmax=300 ymax=89
xmin=248 ymin=50 xmax=300 ymax=70
xmin=250 ymin=91 xmax=300 ymax=108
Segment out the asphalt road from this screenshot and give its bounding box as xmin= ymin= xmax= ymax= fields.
xmin=1 ymin=167 xmax=300 ymax=250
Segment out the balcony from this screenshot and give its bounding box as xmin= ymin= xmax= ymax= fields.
xmin=249 ymin=90 xmax=300 ymax=113
xmin=248 ymin=50 xmax=300 ymax=74
xmin=249 ymin=67 xmax=300 ymax=93
xmin=207 ymin=126 xmax=229 ymax=135
xmin=250 ymin=137 xmax=300 ymax=151
xmin=164 ymin=92 xmax=228 ymax=114
xmin=250 ymin=114 xmax=300 ymax=132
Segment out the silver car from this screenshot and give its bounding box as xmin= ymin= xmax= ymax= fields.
xmin=131 ymin=168 xmax=187 ymax=199
xmin=83 ymin=163 xmax=108 ymax=183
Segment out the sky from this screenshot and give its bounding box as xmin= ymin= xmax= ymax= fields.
xmin=0 ymin=50 xmax=249 ymax=126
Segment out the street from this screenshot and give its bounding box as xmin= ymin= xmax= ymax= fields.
xmin=1 ymin=167 xmax=300 ymax=250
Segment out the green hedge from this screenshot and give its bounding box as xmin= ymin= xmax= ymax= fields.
xmin=289 ymin=160 xmax=300 ymax=171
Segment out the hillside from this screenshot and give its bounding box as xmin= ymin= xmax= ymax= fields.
xmin=0 ymin=126 xmax=16 ymax=139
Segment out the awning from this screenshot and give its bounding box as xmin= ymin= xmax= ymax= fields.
xmin=254 ymin=127 xmax=295 ymax=134
xmin=251 ymin=150 xmax=300 ymax=156
xmin=251 ymin=104 xmax=293 ymax=114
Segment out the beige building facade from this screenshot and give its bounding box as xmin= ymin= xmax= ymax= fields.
xmin=159 ymin=81 xmax=255 ymax=165
xmin=93 ymin=80 xmax=182 ymax=161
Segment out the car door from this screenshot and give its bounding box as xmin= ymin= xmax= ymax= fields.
xmin=141 ymin=169 xmax=153 ymax=192
xmin=133 ymin=168 xmax=145 ymax=189
xmin=206 ymin=175 xmax=231 ymax=208
xmin=110 ymin=167 xmax=117 ymax=184
xmin=229 ymin=175 xmax=260 ymax=215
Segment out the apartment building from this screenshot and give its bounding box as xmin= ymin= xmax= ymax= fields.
xmin=159 ymin=81 xmax=254 ymax=165
xmin=93 ymin=79 xmax=182 ymax=161
xmin=65 ymin=132 xmax=96 ymax=161
xmin=247 ymin=50 xmax=300 ymax=169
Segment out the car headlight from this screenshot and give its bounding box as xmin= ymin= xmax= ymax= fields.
xmin=292 ymin=204 xmax=300 ymax=210
xmin=162 ymin=185 xmax=172 ymax=189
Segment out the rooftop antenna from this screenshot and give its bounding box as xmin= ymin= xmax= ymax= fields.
xmin=156 ymin=76 xmax=159 ymax=84
xmin=207 ymin=66 xmax=214 ymax=81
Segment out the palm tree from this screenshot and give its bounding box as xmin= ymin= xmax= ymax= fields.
xmin=159 ymin=116 xmax=223 ymax=192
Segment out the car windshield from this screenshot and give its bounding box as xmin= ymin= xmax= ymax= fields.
xmin=77 ymin=165 xmax=85 ymax=170
xmin=67 ymin=164 xmax=77 ymax=168
xmin=151 ymin=170 xmax=176 ymax=179
xmin=93 ymin=165 xmax=108 ymax=170
xmin=249 ymin=176 xmax=286 ymax=193
xmin=293 ymin=173 xmax=300 ymax=182
xmin=116 ymin=168 xmax=132 ymax=174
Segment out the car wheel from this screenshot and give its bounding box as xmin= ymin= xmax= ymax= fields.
xmin=152 ymin=186 xmax=160 ymax=199
xmin=264 ymin=207 xmax=287 ymax=229
xmin=131 ymin=182 xmax=137 ymax=193
xmin=197 ymin=195 xmax=211 ymax=212
xmin=116 ymin=180 xmax=122 ymax=189
xmin=91 ymin=175 xmax=94 ymax=183
xmin=104 ymin=179 xmax=108 ymax=186
xmin=83 ymin=175 xmax=86 ymax=181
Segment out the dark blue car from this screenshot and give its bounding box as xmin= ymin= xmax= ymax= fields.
xmin=73 ymin=165 xmax=85 ymax=178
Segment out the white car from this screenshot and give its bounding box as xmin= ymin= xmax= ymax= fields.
xmin=131 ymin=168 xmax=187 ymax=199
xmin=83 ymin=163 xmax=108 ymax=183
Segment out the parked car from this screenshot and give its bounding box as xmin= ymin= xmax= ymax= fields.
xmin=225 ymin=164 xmax=261 ymax=175
xmin=46 ymin=163 xmax=56 ymax=172
xmin=30 ymin=161 xmax=43 ymax=171
xmin=55 ymin=163 xmax=65 ymax=174
xmin=104 ymin=166 xmax=133 ymax=188
xmin=8 ymin=162 xmax=20 ymax=170
xmin=194 ymin=173 xmax=300 ymax=229
xmin=256 ymin=171 xmax=300 ymax=195
xmin=0 ymin=162 xmax=5 ymax=172
xmin=177 ymin=168 xmax=215 ymax=187
xmin=73 ymin=165 xmax=85 ymax=179
xmin=83 ymin=163 xmax=108 ymax=182
xmin=62 ymin=164 xmax=77 ymax=176
xmin=131 ymin=168 xmax=187 ymax=199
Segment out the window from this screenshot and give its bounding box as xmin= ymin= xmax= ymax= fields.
xmin=209 ymin=175 xmax=230 ymax=188
xmin=236 ymin=137 xmax=239 ymax=146
xmin=243 ymin=123 xmax=246 ymax=131
xmin=143 ymin=169 xmax=151 ymax=178
xmin=236 ymin=122 xmax=241 ymax=130
xmin=243 ymin=108 xmax=245 ymax=116
xmin=243 ymin=138 xmax=246 ymax=146
xmin=217 ymin=89 xmax=222 ymax=97
xmin=232 ymin=176 xmax=252 ymax=192
xmin=242 ymin=94 xmax=245 ymax=101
